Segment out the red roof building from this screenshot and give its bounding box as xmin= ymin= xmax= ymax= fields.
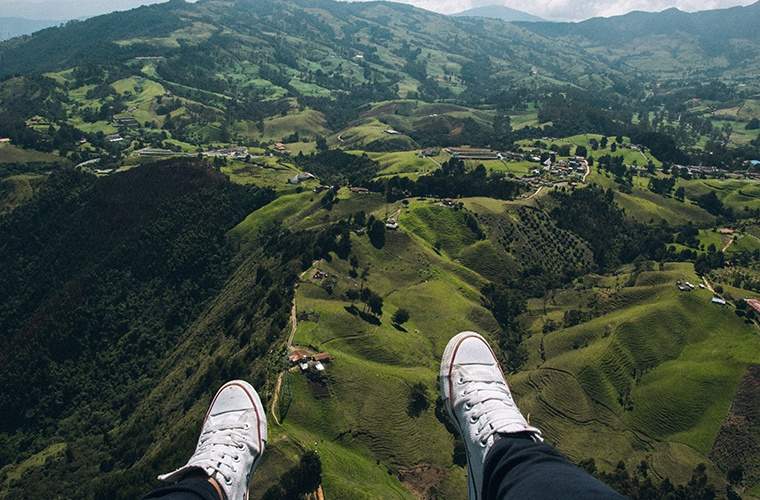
xmin=745 ymin=298 xmax=760 ymax=314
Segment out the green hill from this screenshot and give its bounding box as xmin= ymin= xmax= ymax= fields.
xmin=517 ymin=262 xmax=760 ymax=490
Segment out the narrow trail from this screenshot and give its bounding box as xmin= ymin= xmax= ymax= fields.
xmin=582 ymin=162 xmax=591 ymax=183
xmin=426 ymin=155 xmax=442 ymax=170
xmin=722 ymin=236 xmax=735 ymax=253
xmin=270 ymin=264 xmax=314 ymax=425
xmin=269 ymin=262 xmax=327 ymax=498
xmin=702 ymin=275 xmax=716 ymax=294
xmin=523 ymin=186 xmax=544 ymax=201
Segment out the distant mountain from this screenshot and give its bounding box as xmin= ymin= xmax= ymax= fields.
xmin=452 ymin=4 xmax=545 ymax=22
xmin=0 ymin=17 xmax=58 ymax=41
xmin=0 ymin=0 xmax=166 ymax=21
xmin=517 ymin=1 xmax=760 ymax=77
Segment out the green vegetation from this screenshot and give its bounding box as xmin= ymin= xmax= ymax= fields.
xmin=517 ymin=262 xmax=760 ymax=492
xmin=1 ymin=0 xmax=760 ymax=498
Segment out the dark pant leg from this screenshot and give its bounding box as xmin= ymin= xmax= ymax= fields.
xmin=142 ymin=478 xmax=220 ymax=500
xmin=482 ymin=433 xmax=626 ymax=500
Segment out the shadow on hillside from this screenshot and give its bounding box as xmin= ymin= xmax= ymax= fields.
xmin=344 ymin=305 xmax=381 ymax=325
xmin=392 ymin=323 xmax=408 ymax=332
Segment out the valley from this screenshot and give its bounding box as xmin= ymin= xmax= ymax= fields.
xmin=1 ymin=0 xmax=760 ymax=499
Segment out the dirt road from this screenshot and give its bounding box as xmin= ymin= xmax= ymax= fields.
xmin=270 ymin=265 xmax=314 ymax=424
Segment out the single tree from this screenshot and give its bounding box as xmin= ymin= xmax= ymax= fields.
xmin=392 ymin=308 xmax=410 ymax=326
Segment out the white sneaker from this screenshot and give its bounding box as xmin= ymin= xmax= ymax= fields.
xmin=158 ymin=380 xmax=268 ymax=500
xmin=440 ymin=332 xmax=541 ymax=500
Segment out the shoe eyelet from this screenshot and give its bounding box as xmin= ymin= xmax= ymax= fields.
xmin=458 ymin=377 xmax=464 ymax=384
xmin=238 ymin=443 xmax=245 ymax=449
xmin=470 ymin=416 xmax=477 ymax=423
xmin=464 ymin=403 xmax=472 ymax=410
xmin=225 ymin=478 xmax=233 ymax=485
xmin=244 ymin=423 xmax=251 ymax=430
xmin=234 ymin=455 xmax=240 ymax=462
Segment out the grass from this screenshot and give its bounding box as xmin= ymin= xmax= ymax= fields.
xmin=367 ymin=150 xmax=445 ymax=179
xmin=679 ymin=178 xmax=760 ymax=213
xmin=398 ymin=200 xmax=481 ymax=256
xmin=2 ymin=442 xmax=67 ymax=484
xmin=0 ymin=144 xmax=67 ymax=165
xmin=268 ymin=201 xmax=500 ymax=497
xmin=589 ymin=168 xmax=715 ymax=226
xmin=516 ymin=262 xmax=760 ymax=484
xmin=221 ymin=158 xmax=301 ymax=191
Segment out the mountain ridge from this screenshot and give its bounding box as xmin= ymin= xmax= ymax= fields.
xmin=452 ymin=4 xmax=545 ymax=22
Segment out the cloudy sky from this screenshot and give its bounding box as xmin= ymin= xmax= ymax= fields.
xmin=0 ymin=0 xmax=756 ymax=21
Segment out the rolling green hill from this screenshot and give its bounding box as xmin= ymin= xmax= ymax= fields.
xmin=1 ymin=0 xmax=760 ymax=498
xmin=517 ymin=262 xmax=760 ymax=492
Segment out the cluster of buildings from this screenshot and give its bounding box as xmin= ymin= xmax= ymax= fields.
xmin=520 ymin=156 xmax=588 ymax=189
xmin=675 ymin=280 xmax=726 ymax=305
xmin=203 ymin=146 xmax=249 ymax=160
xmin=676 ymin=280 xmax=700 ymax=292
xmin=288 ymin=350 xmax=333 ymax=373
xmin=674 ymin=164 xmax=722 ymax=178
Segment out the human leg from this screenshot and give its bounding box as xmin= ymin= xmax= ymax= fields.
xmin=143 ymin=380 xmax=268 ymax=500
xmin=482 ymin=432 xmax=625 ymax=500
xmin=440 ymin=331 xmax=623 ymax=500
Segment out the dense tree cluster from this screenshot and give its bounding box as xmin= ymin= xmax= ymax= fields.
xmin=550 ymin=186 xmax=670 ymax=271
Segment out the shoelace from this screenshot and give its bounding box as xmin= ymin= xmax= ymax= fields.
xmin=458 ymin=366 xmax=522 ymax=447
xmin=193 ymin=423 xmax=252 ymax=485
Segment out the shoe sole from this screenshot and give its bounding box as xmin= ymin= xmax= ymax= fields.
xmin=205 ymin=379 xmax=268 ymax=499
xmin=440 ymin=331 xmax=496 ymax=500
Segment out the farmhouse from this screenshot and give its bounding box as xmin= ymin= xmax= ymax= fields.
xmin=712 ymin=296 xmax=727 ymax=306
xmin=113 ymin=116 xmax=139 ymax=128
xmin=106 ymin=134 xmax=125 ymax=143
xmin=446 ymin=147 xmax=500 ymax=161
xmin=745 ymin=298 xmax=760 ymax=314
xmin=350 ymin=187 xmax=370 ymax=194
xmin=136 ymin=147 xmax=174 ymax=157
xmin=385 ymin=129 xmax=401 ymax=135
xmin=274 ymin=142 xmax=287 ymax=152
xmin=0 ymin=137 xmax=10 ymax=143
xmin=386 ymin=219 xmax=399 ymax=230
xmin=418 ymin=148 xmax=439 ymax=157
xmin=288 ymin=350 xmax=310 ymax=365
xmin=288 ymin=172 xmax=316 ymax=184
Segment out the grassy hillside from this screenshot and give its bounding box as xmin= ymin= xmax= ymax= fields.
xmin=516 ymin=262 xmax=760 ymax=488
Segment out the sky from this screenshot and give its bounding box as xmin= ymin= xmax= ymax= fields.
xmin=0 ymin=0 xmax=755 ymax=21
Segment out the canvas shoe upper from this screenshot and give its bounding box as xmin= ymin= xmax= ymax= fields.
xmin=440 ymin=331 xmax=541 ymax=499
xmin=158 ymin=380 xmax=267 ymax=500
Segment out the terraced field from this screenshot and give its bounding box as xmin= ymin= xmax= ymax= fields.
xmin=234 ymin=185 xmax=760 ymax=498
xmin=517 ymin=263 xmax=760 ymax=488
xmin=680 ymin=179 xmax=760 ymax=213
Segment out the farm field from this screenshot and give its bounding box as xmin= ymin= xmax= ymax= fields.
xmin=588 ymin=167 xmax=716 ymax=226
xmin=517 ymin=262 xmax=760 ymax=486
xmin=242 ymin=188 xmax=760 ymax=498
xmin=680 ymin=178 xmax=760 ymax=213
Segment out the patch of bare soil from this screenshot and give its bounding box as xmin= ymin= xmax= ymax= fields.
xmin=398 ymin=464 xmax=448 ymax=499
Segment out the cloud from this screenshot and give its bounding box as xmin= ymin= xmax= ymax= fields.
xmin=396 ymin=0 xmax=755 ymax=20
